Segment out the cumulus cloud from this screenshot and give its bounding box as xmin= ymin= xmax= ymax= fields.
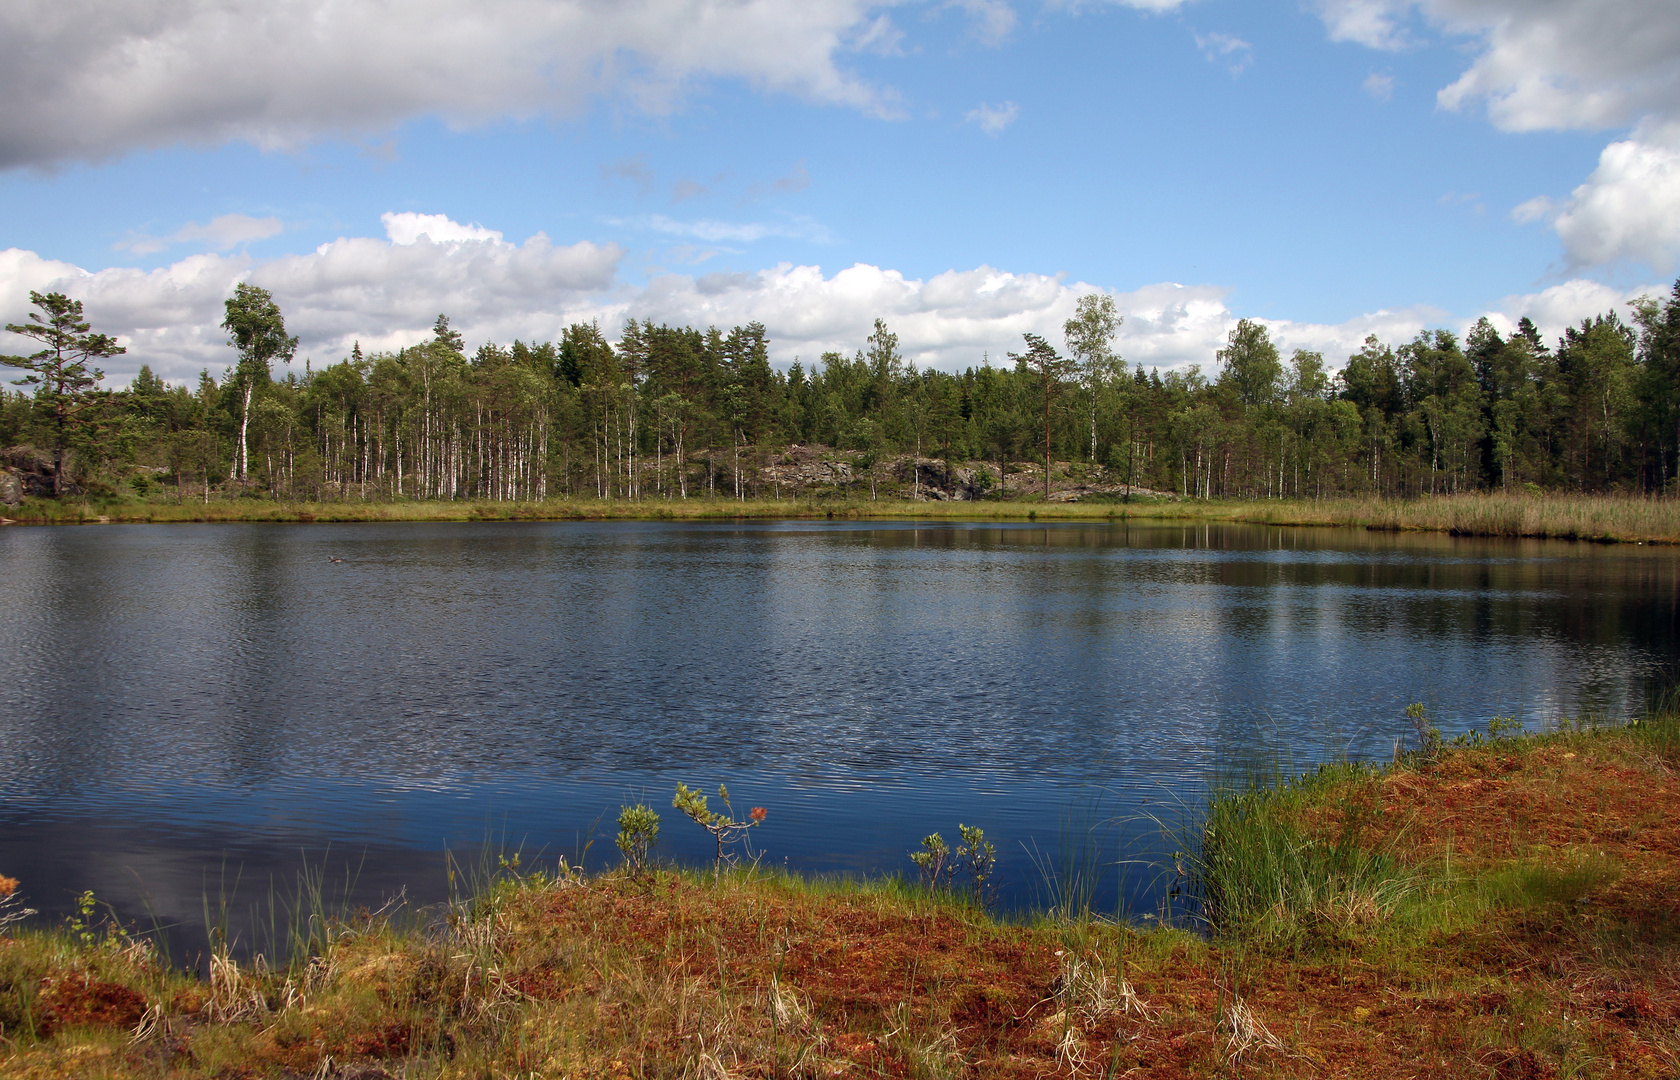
xmin=1486 ymin=278 xmax=1669 ymax=341
xmin=6 ymin=214 xmax=1661 ymax=390
xmin=0 ymin=213 xmax=1234 ymax=382
xmin=1308 ymin=1 xmax=1680 ymax=132
xmin=1259 ymin=280 xmax=1669 ymax=363
xmin=115 ymin=213 xmax=284 ymax=256
xmin=1512 ymin=122 xmax=1680 ymax=272
xmin=1309 ymin=2 xmax=1680 ymax=273
xmin=965 ymin=101 xmax=1020 ymax=135
xmin=0 ymin=217 xmax=622 ymax=380
xmin=380 ymin=212 xmax=504 ymax=246
xmin=1428 ymin=0 xmax=1680 ymax=134
xmin=0 ymin=0 xmax=906 ymax=169
xmin=1312 ymin=0 xmax=1413 ymax=50
xmin=636 ymin=268 xmax=1239 ymax=372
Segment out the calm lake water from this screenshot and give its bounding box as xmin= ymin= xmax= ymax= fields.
xmin=1 ymin=518 xmax=1676 ymax=954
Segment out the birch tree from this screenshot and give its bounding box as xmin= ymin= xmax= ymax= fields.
xmin=221 ymin=284 xmax=296 ymax=487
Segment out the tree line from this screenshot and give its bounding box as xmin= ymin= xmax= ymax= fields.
xmin=5 ymin=279 xmax=1680 ymax=501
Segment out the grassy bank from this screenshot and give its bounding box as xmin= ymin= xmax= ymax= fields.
xmin=6 ymin=491 xmax=1680 ymax=544
xmin=5 ymin=713 xmax=1680 ymax=1077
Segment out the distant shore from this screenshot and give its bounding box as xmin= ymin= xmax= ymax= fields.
xmin=5 ymin=491 xmax=1680 ymax=545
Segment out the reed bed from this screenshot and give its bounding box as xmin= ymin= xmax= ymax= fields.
xmin=7 ymin=491 xmax=1680 ymax=544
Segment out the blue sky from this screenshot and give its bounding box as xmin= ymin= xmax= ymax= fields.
xmin=2 ymin=0 xmax=1677 ymax=383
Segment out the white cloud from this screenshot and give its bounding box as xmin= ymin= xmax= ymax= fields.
xmin=1362 ymin=72 xmax=1395 ymax=102
xmin=1310 ymin=2 xmax=1680 ymax=273
xmin=115 ymin=213 xmax=284 ymax=256
xmin=1429 ymin=0 xmax=1680 ymax=134
xmin=0 ymin=0 xmax=905 ymax=169
xmin=0 ymin=217 xmax=622 ymax=380
xmin=1310 ymin=1 xmax=1680 ymax=132
xmin=381 ymin=212 xmax=504 ymax=246
xmin=1259 ymin=279 xmax=1669 ymax=364
xmin=965 ymin=101 xmax=1020 ymax=135
xmin=1312 ymin=0 xmax=1412 ymax=50
xmin=945 ymin=0 xmax=1017 ymax=46
xmin=1512 ymin=122 xmax=1680 ymax=272
xmin=7 ymin=215 xmax=1662 ymax=390
xmin=1194 ymin=33 xmax=1253 ymax=76
xmin=1487 ymin=278 xmax=1668 ymax=342
xmin=0 ymin=213 xmax=1233 ymax=382
xmin=638 ymin=268 xmax=1239 ymax=371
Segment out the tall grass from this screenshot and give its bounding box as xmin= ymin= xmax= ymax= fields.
xmin=1189 ymin=764 xmax=1415 ymax=946
xmin=8 ymin=490 xmax=1680 ymax=542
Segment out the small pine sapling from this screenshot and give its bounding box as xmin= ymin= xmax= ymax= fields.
xmin=616 ymin=803 xmax=661 ymax=876
xmin=910 ymin=833 xmax=951 ymax=890
xmin=955 ymin=823 xmax=997 ymax=906
xmin=1407 ymin=702 xmax=1442 ymax=760
xmin=1488 ymin=714 xmax=1524 ymax=741
xmin=672 ymin=782 xmax=767 ymax=872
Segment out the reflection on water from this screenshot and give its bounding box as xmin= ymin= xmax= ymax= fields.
xmin=0 ymin=519 xmax=1675 ymax=948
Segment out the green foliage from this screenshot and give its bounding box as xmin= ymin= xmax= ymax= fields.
xmin=910 ymin=833 xmax=950 ymax=890
xmin=955 ymin=824 xmax=997 ymax=905
xmin=1195 ymin=770 xmax=1413 ymax=949
xmin=221 ymin=283 xmax=297 ymax=378
xmin=1406 ymin=702 xmax=1442 ymax=759
xmin=1217 ymin=318 xmax=1282 ymax=409
xmin=616 ymin=803 xmax=660 ymax=875
xmin=673 ymin=782 xmax=766 ymax=870
xmin=908 ymin=824 xmax=996 ymax=903
xmin=2 ymin=290 xmax=124 ymax=495
xmin=13 ymin=277 xmax=1680 ymax=504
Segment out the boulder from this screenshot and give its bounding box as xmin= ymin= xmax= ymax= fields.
xmin=0 ymin=445 xmax=80 ymax=498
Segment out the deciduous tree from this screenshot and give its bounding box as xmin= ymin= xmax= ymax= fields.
xmin=221 ymin=283 xmax=296 ymax=486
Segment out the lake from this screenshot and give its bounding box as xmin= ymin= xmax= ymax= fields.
xmin=1 ymin=518 xmax=1675 ymax=955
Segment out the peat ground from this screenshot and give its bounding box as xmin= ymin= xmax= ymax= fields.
xmin=4 ymin=715 xmax=1680 ymax=1076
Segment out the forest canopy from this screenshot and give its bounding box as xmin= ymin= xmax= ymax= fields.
xmin=5 ymin=280 xmax=1680 ymax=502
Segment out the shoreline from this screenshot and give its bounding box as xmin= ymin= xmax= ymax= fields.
xmin=3 ymin=713 xmax=1677 ymax=1077
xmin=4 ymin=491 xmax=1680 ymax=545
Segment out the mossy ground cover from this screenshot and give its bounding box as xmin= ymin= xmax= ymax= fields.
xmin=4 ymin=716 xmax=1680 ymax=1077
xmin=6 ymin=491 xmax=1680 ymax=544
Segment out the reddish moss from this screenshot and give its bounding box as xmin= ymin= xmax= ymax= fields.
xmin=36 ymin=975 xmax=147 ymax=1035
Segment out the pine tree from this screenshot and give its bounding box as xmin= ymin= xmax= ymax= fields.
xmin=3 ymin=291 xmax=125 ymax=496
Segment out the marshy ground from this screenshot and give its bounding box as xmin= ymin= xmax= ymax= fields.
xmin=7 ymin=491 xmax=1680 ymax=546
xmin=4 ymin=713 xmax=1680 ymax=1077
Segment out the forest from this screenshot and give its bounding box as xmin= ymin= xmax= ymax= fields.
xmin=5 ymin=278 xmax=1680 ymax=504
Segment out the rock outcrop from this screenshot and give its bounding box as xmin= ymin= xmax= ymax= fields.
xmin=1 ymin=445 xmax=80 ymax=501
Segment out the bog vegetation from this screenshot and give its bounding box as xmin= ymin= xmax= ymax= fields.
xmin=6 ymin=280 xmax=1680 ymax=508
xmin=5 ymin=713 xmax=1680 ymax=1077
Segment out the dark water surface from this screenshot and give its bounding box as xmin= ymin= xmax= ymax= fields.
xmin=2 ymin=519 xmax=1676 ymax=951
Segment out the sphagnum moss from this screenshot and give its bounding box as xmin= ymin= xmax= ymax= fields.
xmin=6 ymin=712 xmax=1680 ymax=1077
